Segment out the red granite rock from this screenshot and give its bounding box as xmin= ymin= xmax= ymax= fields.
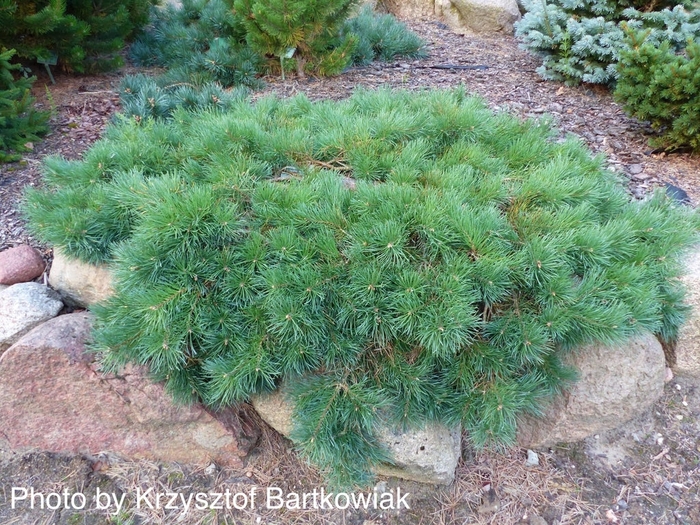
xmin=0 ymin=245 xmax=46 ymax=285
xmin=0 ymin=313 xmax=256 ymax=466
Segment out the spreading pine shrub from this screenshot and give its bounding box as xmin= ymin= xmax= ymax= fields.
xmin=0 ymin=0 xmax=156 ymax=72
xmin=516 ymin=0 xmax=700 ymax=85
xmin=615 ymin=25 xmax=700 ymax=152
xmin=130 ymin=0 xmax=263 ymax=89
xmin=344 ymin=5 xmax=426 ymax=66
xmin=0 ymin=48 xmax=49 ymax=163
xmin=25 ymin=88 xmax=700 ymax=487
xmin=130 ymin=0 xmax=425 ymax=85
xmin=118 ymin=74 xmax=250 ymax=121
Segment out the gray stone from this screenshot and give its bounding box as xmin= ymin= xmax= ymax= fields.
xmin=0 ymin=283 xmax=63 ymax=353
xmin=0 ymin=313 xmax=250 ymax=467
xmin=628 ymin=163 xmax=644 ymax=175
xmin=252 ymin=389 xmax=460 ymax=485
xmin=517 ymin=332 xmax=666 ymax=448
xmin=0 ymin=245 xmax=46 ymax=285
xmin=526 ymin=449 xmax=539 ymax=467
xmin=675 ymin=245 xmax=700 ymax=377
xmin=49 ymin=247 xmax=114 ymax=307
xmin=251 ymin=390 xmax=294 ymax=436
xmin=374 ymin=423 xmax=461 ymax=484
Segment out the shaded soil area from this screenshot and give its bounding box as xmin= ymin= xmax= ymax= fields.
xmin=0 ymin=68 xmax=124 ymax=256
xmin=1 ymin=15 xmax=699 ymax=525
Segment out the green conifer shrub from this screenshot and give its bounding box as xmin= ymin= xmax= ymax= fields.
xmin=233 ymin=0 xmax=360 ymax=76
xmin=615 ymin=25 xmax=700 ymax=151
xmin=24 ymin=88 xmax=700 ymax=487
xmin=70 ymin=0 xmax=156 ymax=71
xmin=344 ymin=5 xmax=426 ymax=65
xmin=130 ymin=0 xmax=263 ymax=89
xmin=119 ymin=74 xmax=250 ymax=121
xmin=0 ymin=0 xmax=156 ymax=72
xmin=516 ymin=0 xmax=700 ymax=85
xmin=130 ymin=0 xmax=425 ymax=84
xmin=0 ymin=48 xmax=49 ymax=163
xmin=0 ymin=0 xmax=89 ymax=70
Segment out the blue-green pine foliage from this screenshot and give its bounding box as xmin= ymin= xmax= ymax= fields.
xmin=344 ymin=6 xmax=427 ymax=65
xmin=516 ymin=0 xmax=700 ymax=85
xmin=24 ymin=88 xmax=700 ymax=487
xmin=130 ymin=0 xmax=425 ymax=86
xmin=129 ymin=0 xmax=262 ymax=89
xmin=119 ymin=74 xmax=249 ymax=120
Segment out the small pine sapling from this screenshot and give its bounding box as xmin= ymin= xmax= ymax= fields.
xmin=0 ymin=48 xmax=49 ymax=162
xmin=233 ymin=0 xmax=360 ymax=77
xmin=615 ymin=23 xmax=700 ymax=151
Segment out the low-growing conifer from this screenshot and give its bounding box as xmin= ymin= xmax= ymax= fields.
xmin=24 ymin=88 xmax=700 ymax=486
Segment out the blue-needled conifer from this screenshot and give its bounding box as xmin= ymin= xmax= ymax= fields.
xmin=24 ymin=88 xmax=700 ymax=487
xmin=516 ymin=0 xmax=700 ymax=85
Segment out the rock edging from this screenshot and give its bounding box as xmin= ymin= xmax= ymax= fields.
xmin=49 ymin=247 xmax=113 ymax=307
xmin=517 ymin=332 xmax=666 ymax=448
xmin=0 ymin=282 xmax=63 ymax=353
xmin=251 ymin=389 xmax=461 ymax=485
xmin=0 ymin=313 xmax=253 ymax=467
xmin=380 ymin=0 xmax=521 ymax=34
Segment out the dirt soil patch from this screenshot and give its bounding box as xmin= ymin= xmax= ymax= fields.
xmin=1 ymin=16 xmax=699 ymax=525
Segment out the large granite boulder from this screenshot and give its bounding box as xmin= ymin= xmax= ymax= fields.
xmin=382 ymin=0 xmax=433 ymax=18
xmin=0 ymin=282 xmax=63 ymax=353
xmin=380 ymin=0 xmax=521 ymax=34
xmin=0 ymin=313 xmax=256 ymax=466
xmin=517 ymin=332 xmax=666 ymax=448
xmin=48 ymin=248 xmax=114 ymax=307
xmin=674 ymin=245 xmax=700 ymax=377
xmin=251 ymin=389 xmax=460 ymax=485
xmin=0 ymin=245 xmax=46 ymax=285
xmin=446 ymin=0 xmax=521 ymax=33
